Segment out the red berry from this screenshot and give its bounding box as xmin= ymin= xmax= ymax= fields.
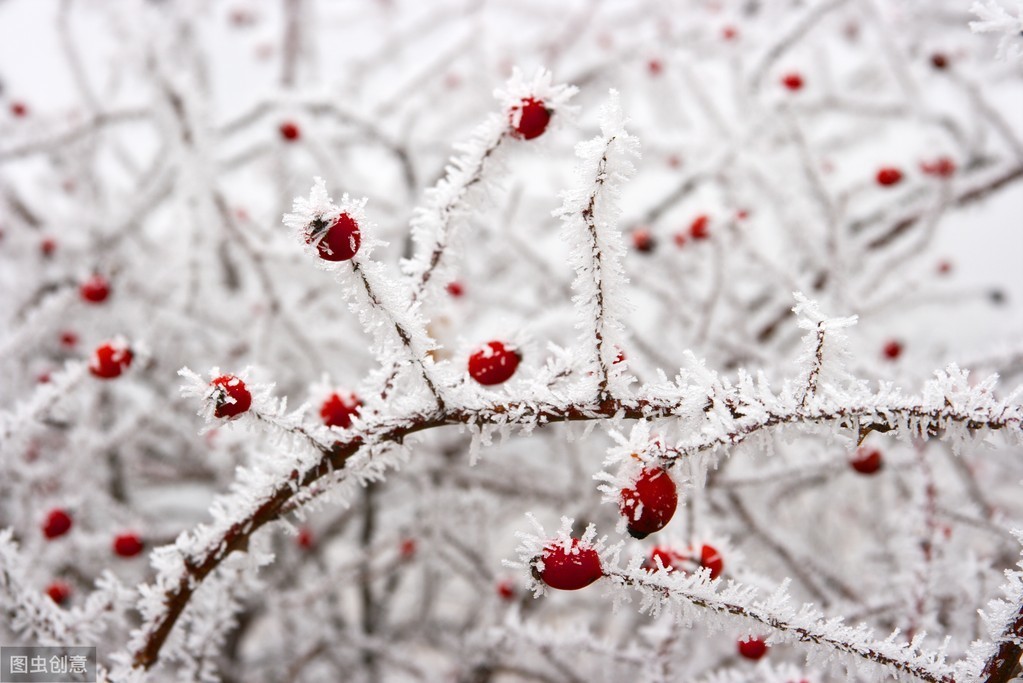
xmin=307 ymin=213 xmax=361 ymax=262
xmin=736 ymin=209 xmax=749 ymax=220
xmin=882 ymin=339 xmax=903 ymax=360
xmin=60 ymin=331 xmax=78 ymax=347
xmin=80 ymin=274 xmax=111 ymax=303
xmin=619 ymin=467 xmax=678 ymax=539
xmin=738 ymin=637 xmax=769 ymax=660
xmin=11 ymin=102 xmax=28 ymax=117
xmin=446 ymin=281 xmax=465 ymax=297
xmin=42 ymin=509 xmax=73 ymax=539
xmin=781 ymin=73 xmax=804 ymax=91
xmin=920 ymin=157 xmax=955 ymax=178
xmin=40 ymin=237 xmax=57 ymax=256
xmin=851 ymin=446 xmax=883 ymax=475
xmin=279 ymin=121 xmax=300 ymax=141
xmin=400 ymin=538 xmax=417 ymax=559
xmin=297 ymin=527 xmax=315 ymax=550
xmin=876 ymin=167 xmax=903 ymax=187
xmin=37 ymin=371 xmax=51 ymax=384
xmin=113 ymin=532 xmax=144 ymax=558
xmin=46 ymin=581 xmax=72 ymax=606
xmin=89 ymin=341 xmax=133 ymax=379
xmin=468 ymin=341 xmax=521 ymax=386
xmin=690 ymin=214 xmax=710 ymax=240
xmin=937 ymin=260 xmax=952 ymax=275
xmin=211 ymin=375 xmax=252 ymax=418
xmin=648 ymin=58 xmax=664 ymax=76
xmin=676 ymin=543 xmax=724 ymax=579
xmin=537 ymin=539 xmax=602 ymax=590
xmin=930 ymin=53 xmax=948 ymax=70
xmin=722 ymin=25 xmax=738 ymax=40
xmin=320 ymin=391 xmax=361 ymax=428
xmin=632 ymin=228 xmax=656 ymax=253
xmin=642 ymin=546 xmax=683 ymax=572
xmin=510 ymin=97 xmax=551 ymax=140
xmin=496 ymin=579 xmax=516 ymax=600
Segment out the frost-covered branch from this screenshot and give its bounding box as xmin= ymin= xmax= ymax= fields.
xmin=554 ymin=90 xmax=638 ymax=402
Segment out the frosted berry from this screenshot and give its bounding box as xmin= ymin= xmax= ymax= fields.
xmin=40 ymin=237 xmax=57 ymax=256
xmin=446 ymin=281 xmax=465 ymax=297
xmin=921 ymin=157 xmax=955 ymax=178
xmin=930 ymin=53 xmax=949 ymax=70
xmin=510 ymin=97 xmax=551 ymax=140
xmin=307 ymin=214 xmax=361 ymax=262
xmin=11 ymin=101 xmax=28 ymax=117
xmin=690 ymin=214 xmax=710 ymax=240
xmin=882 ymin=339 xmax=903 ymax=360
xmin=678 ymin=543 xmax=724 ymax=579
xmin=642 ymin=546 xmax=683 ymax=572
xmin=320 ymin=391 xmax=361 ymax=428
xmin=619 ymin=467 xmax=678 ymax=539
xmin=781 ymin=73 xmax=804 ymax=91
xmin=468 ymin=341 xmax=520 ymax=386
xmin=738 ymin=637 xmax=769 ymax=660
xmin=851 ymin=446 xmax=882 ymax=475
xmin=80 ymin=274 xmax=111 ymax=303
xmin=537 ymin=539 xmax=602 ymax=590
xmin=279 ymin=121 xmax=300 ymax=141
xmin=46 ymin=581 xmax=72 ymax=606
xmin=89 ymin=341 xmax=133 ymax=379
xmin=43 ymin=509 xmax=73 ymax=539
xmin=211 ymin=375 xmax=252 ymax=418
xmin=632 ymin=228 xmax=656 ymax=253
xmin=876 ymin=167 xmax=903 ymax=187
xmin=113 ymin=532 xmax=144 ymax=558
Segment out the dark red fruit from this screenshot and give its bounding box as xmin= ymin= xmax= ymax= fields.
xmin=642 ymin=546 xmax=683 ymax=572
xmin=80 ymin=274 xmax=111 ymax=303
xmin=883 ymin=339 xmax=903 ymax=360
xmin=43 ymin=509 xmax=73 ymax=539
xmin=781 ymin=73 xmax=804 ymax=91
xmin=876 ymin=167 xmax=903 ymax=187
xmin=89 ymin=342 xmax=133 ymax=379
xmin=308 ymin=214 xmax=361 ymax=262
xmin=113 ymin=532 xmax=144 ymax=558
xmin=851 ymin=447 xmax=883 ymax=475
xmin=320 ymin=391 xmax=361 ymax=428
xmin=676 ymin=543 xmax=724 ymax=579
xmin=446 ymin=281 xmax=465 ymax=297
xmin=40 ymin=237 xmax=57 ymax=256
xmin=297 ymin=527 xmax=315 ymax=550
xmin=921 ymin=157 xmax=955 ymax=178
xmin=211 ymin=375 xmax=252 ymax=418
xmin=619 ymin=467 xmax=678 ymax=539
xmin=537 ymin=539 xmax=602 ymax=590
xmin=279 ymin=121 xmax=300 ymax=141
xmin=46 ymin=581 xmax=71 ymax=605
xmin=930 ymin=53 xmax=948 ymax=70
xmin=690 ymin=214 xmax=710 ymax=240
xmin=60 ymin=331 xmax=78 ymax=347
xmin=510 ymin=97 xmax=551 ymax=140
xmin=632 ymin=228 xmax=656 ymax=253
xmin=497 ymin=579 xmax=516 ymax=600
xmin=738 ymin=637 xmax=769 ymax=660
xmin=468 ymin=341 xmax=520 ymax=386
xmin=11 ymin=102 xmax=28 ymax=117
